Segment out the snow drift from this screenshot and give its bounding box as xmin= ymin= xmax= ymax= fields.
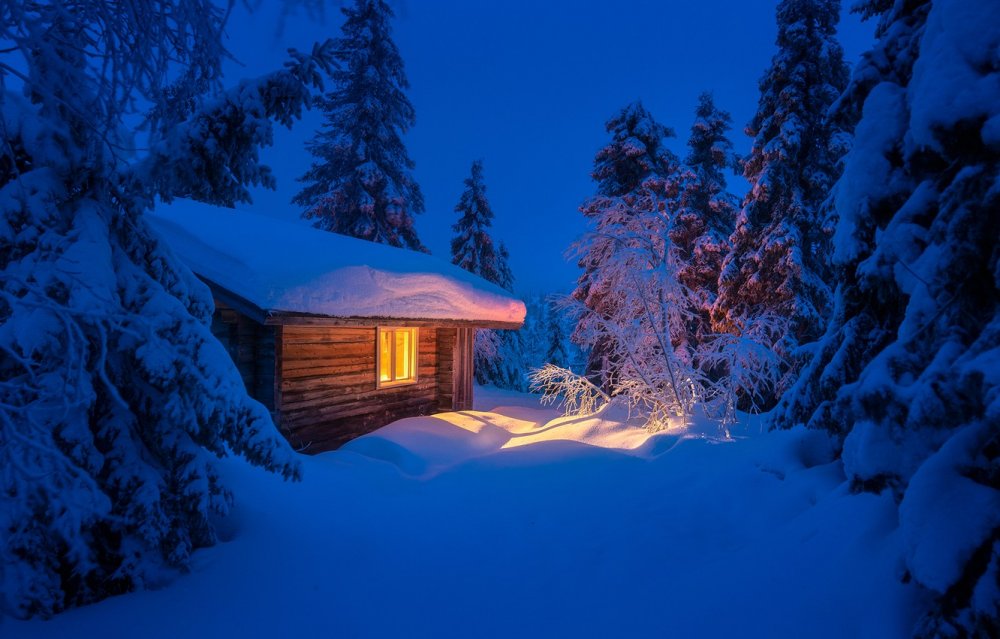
xmin=149 ymin=199 xmax=526 ymax=325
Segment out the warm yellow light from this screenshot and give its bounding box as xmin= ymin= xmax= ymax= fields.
xmin=396 ymin=330 xmax=411 ymax=379
xmin=379 ymin=330 xmax=392 ymax=382
xmin=378 ymin=327 xmax=417 ymax=387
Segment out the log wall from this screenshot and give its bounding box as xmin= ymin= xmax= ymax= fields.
xmin=210 ymin=299 xmax=482 ymax=453
xmin=276 ymin=324 xmax=460 ymax=452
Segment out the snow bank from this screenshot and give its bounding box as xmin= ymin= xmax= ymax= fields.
xmin=148 ymin=199 xmax=526 ymax=325
xmin=6 ymin=388 xmax=923 ymax=638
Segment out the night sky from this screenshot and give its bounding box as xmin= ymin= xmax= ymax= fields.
xmin=221 ymin=0 xmax=875 ymax=295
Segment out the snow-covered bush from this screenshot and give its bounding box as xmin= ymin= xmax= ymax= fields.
xmin=529 ymin=364 xmax=610 ymax=417
xmin=697 ymin=313 xmax=787 ymax=429
xmin=0 ymin=0 xmax=332 ymax=618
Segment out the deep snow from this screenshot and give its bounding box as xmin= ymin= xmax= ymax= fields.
xmin=149 ymin=199 xmax=526 ymax=324
xmin=5 ymin=387 xmax=924 ymax=638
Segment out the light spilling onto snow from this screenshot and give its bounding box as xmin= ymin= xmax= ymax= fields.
xmin=148 ymin=199 xmax=526 ymax=325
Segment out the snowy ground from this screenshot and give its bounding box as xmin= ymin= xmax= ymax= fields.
xmin=7 ymin=386 xmax=925 ymax=638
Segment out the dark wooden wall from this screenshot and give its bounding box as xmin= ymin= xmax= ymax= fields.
xmin=276 ymin=324 xmax=462 ymax=452
xmin=211 ymin=300 xmax=276 ymax=412
xmin=436 ymin=327 xmax=456 ymax=410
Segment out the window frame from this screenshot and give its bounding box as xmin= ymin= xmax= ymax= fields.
xmin=376 ymin=326 xmax=419 ymax=388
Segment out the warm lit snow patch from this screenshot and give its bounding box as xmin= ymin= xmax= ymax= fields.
xmin=343 ymin=387 xmax=758 ymax=480
xmin=148 ymin=199 xmax=526 ymax=324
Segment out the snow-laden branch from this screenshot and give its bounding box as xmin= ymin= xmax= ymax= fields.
xmin=529 ymin=364 xmax=610 ymax=417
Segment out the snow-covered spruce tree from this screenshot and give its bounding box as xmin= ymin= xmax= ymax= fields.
xmin=293 ymin=0 xmax=426 ymax=251
xmin=490 ymin=242 xmax=528 ymax=390
xmin=713 ymin=0 xmax=850 ymax=402
xmin=653 ymin=93 xmax=739 ymax=366
xmin=0 ymin=2 xmax=333 ymax=618
xmin=773 ymin=1 xmax=1000 ymax=634
xmin=545 ymin=301 xmax=570 ymax=369
xmin=519 ymin=293 xmax=548 ymax=371
xmin=669 ymin=93 xmax=739 ymax=345
xmin=451 ymin=159 xmax=500 ymax=283
xmin=448 ymin=162 xmax=524 ymax=389
xmin=572 ymin=102 xmax=677 ymax=388
xmin=450 ymin=160 xmax=502 ymax=386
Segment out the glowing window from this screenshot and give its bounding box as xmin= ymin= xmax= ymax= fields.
xmin=378 ymin=327 xmax=418 ymax=387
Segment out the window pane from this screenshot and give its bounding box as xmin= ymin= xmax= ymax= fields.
xmin=395 ymin=330 xmax=410 ymax=380
xmin=379 ymin=330 xmax=392 ymax=382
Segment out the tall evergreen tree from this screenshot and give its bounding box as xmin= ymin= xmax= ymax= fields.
xmin=451 ymin=160 xmax=499 ymax=283
xmin=496 ymin=241 xmax=516 ymax=293
xmin=488 ymin=241 xmax=527 ymax=390
xmin=773 ymin=0 xmax=999 ymax=634
xmin=545 ymin=301 xmax=569 ymax=368
xmin=0 ymin=2 xmax=330 ymax=617
xmin=572 ymin=102 xmax=678 ymax=386
xmin=293 ymin=0 xmax=425 ymax=251
xmin=448 ymin=161 xmax=524 ymax=390
xmin=713 ymin=0 xmax=850 ymax=397
xmin=669 ymin=93 xmax=739 ymax=343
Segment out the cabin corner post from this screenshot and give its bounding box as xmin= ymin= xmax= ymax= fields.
xmin=272 ymin=324 xmax=283 ymax=430
xmin=452 ymin=327 xmax=475 ymax=411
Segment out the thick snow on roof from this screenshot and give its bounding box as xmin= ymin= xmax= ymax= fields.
xmin=148 ymin=200 xmax=525 ymax=325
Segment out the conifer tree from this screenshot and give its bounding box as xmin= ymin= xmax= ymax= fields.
xmin=0 ymin=1 xmax=331 ymax=617
xmin=496 ymin=241 xmax=516 ymax=293
xmin=448 ymin=161 xmax=524 ymax=390
xmin=669 ymin=93 xmax=739 ymax=343
xmin=572 ymin=102 xmax=678 ymax=386
xmin=489 ymin=241 xmax=527 ymax=390
xmin=451 ymin=160 xmax=499 ymax=283
xmin=713 ymin=0 xmax=849 ymax=398
xmin=545 ymin=302 xmax=569 ymax=368
xmin=293 ymin=0 xmax=425 ymax=250
xmin=773 ymin=0 xmax=999 ymax=633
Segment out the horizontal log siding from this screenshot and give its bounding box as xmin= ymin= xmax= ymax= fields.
xmin=277 ymin=325 xmax=452 ymax=452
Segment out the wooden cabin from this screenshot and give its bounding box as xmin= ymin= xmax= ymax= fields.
xmin=150 ymin=202 xmax=525 ymax=452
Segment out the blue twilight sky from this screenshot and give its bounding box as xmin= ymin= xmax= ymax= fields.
xmin=219 ymin=0 xmax=875 ymax=296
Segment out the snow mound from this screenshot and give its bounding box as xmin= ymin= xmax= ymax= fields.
xmin=343 ymin=399 xmax=727 ymax=479
xmin=148 ymin=199 xmax=526 ymax=325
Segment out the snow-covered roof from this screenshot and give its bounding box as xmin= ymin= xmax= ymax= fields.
xmin=148 ymin=200 xmax=526 ymax=326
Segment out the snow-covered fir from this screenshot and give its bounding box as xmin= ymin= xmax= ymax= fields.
xmin=714 ymin=0 xmax=851 ymax=404
xmin=669 ymin=92 xmax=739 ymax=348
xmin=0 ymin=1 xmax=323 ymax=617
xmin=447 ymin=160 xmax=527 ymax=391
xmin=293 ymin=0 xmax=426 ymax=251
xmin=451 ymin=160 xmax=501 ymax=287
xmin=773 ymin=0 xmax=1000 ymax=633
